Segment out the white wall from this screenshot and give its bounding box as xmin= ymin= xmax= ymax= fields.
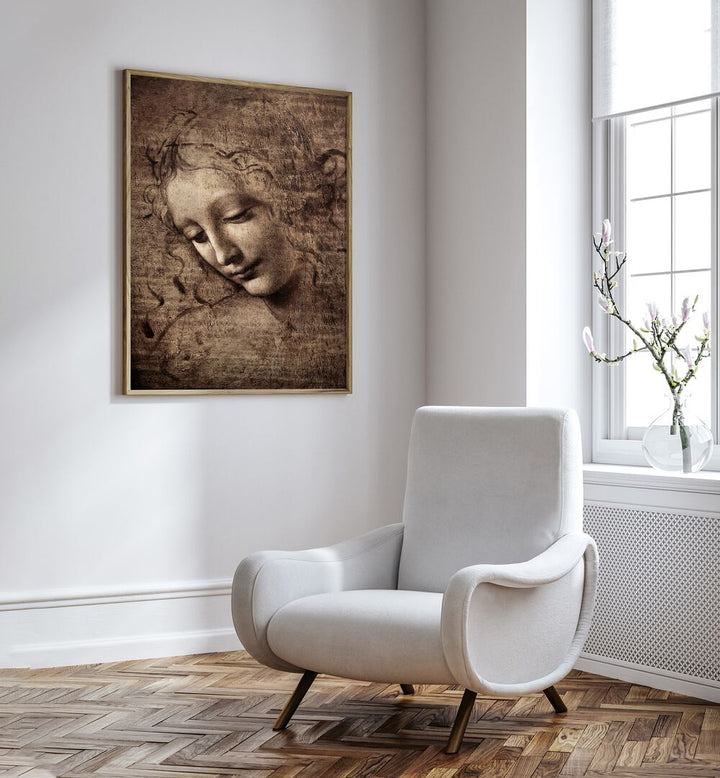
xmin=0 ymin=0 xmax=427 ymax=666
xmin=526 ymin=0 xmax=593 ymax=458
xmin=0 ymin=0 xmax=595 ymax=669
xmin=425 ymin=0 xmax=592 ymax=455
xmin=426 ymin=0 xmax=528 ymax=406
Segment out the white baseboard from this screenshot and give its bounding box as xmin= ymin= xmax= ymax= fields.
xmin=577 ymin=652 xmax=720 ymax=704
xmin=11 ymin=628 xmax=240 ymax=668
xmin=0 ymin=578 xmax=240 ymax=669
xmin=5 ymin=582 xmax=720 ymax=703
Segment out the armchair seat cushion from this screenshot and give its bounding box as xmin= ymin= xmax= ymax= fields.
xmin=267 ymin=589 xmax=454 ymax=685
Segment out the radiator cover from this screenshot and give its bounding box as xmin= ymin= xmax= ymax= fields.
xmin=583 ymin=502 xmax=720 ymax=682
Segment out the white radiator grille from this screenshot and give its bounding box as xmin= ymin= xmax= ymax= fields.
xmin=583 ymin=503 xmax=720 ymax=681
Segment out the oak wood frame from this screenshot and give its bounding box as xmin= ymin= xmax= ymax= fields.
xmin=123 ymin=69 xmax=352 ymax=395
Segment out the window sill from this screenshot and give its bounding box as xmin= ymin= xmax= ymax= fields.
xmin=584 ymin=463 xmax=720 ymax=495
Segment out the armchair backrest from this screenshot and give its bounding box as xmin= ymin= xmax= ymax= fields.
xmin=397 ymin=406 xmax=583 ymax=592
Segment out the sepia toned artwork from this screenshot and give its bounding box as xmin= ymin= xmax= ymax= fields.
xmin=124 ymin=70 xmax=351 ymax=394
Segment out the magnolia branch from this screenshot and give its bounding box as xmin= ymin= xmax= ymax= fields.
xmin=583 ymin=220 xmax=711 ymax=403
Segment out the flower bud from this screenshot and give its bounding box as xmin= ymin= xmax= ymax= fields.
xmin=582 ymin=326 xmax=595 ymax=355
xmin=601 ymin=219 xmax=612 ymax=246
xmin=681 ymin=297 xmax=691 ymax=323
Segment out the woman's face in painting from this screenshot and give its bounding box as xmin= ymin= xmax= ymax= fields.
xmin=165 ymin=168 xmax=299 ymax=297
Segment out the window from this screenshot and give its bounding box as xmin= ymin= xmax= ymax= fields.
xmin=592 ymin=0 xmax=720 ymax=468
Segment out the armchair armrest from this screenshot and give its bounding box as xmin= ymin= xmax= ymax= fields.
xmin=441 ymin=533 xmax=598 ymax=695
xmin=232 ymin=523 xmax=404 ymax=671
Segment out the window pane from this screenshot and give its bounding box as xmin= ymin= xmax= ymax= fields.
xmin=674 ymin=270 xmax=711 ymax=330
xmin=673 ymin=98 xmax=712 ymax=120
xmin=689 ymin=370 xmax=713 ymax=426
xmin=675 ymin=191 xmax=712 ymax=272
xmin=627 ymin=198 xmax=671 ymax=275
xmin=624 ymin=271 xmax=712 ymax=429
xmin=674 ymin=270 xmax=712 ymax=423
xmin=626 ymin=351 xmax=668 ymax=428
xmin=625 ymin=274 xmax=671 ymax=428
xmin=634 ymin=106 xmax=673 ymax=123
xmin=627 ymin=116 xmax=671 ymax=198
xmin=626 ymin=273 xmax=671 ymax=326
xmin=675 ymin=108 xmax=711 ymax=192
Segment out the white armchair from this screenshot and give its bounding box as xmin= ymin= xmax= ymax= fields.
xmin=232 ymin=406 xmax=598 ymax=754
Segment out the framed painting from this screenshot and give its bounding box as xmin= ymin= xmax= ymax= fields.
xmin=123 ymin=70 xmax=351 ymax=394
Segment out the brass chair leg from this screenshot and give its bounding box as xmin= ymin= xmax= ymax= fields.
xmin=400 ymin=684 xmax=415 ymax=695
xmin=543 ymin=685 xmax=567 ymax=713
xmin=273 ymin=670 xmax=318 ymax=731
xmin=445 ymin=688 xmax=477 ymax=754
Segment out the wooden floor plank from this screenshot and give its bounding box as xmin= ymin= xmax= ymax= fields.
xmin=585 ymin=720 xmax=634 ymax=773
xmin=0 ymin=653 xmax=718 ymax=777
xmin=615 ymin=738 xmax=650 ymax=769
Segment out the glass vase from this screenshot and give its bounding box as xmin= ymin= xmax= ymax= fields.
xmin=642 ymin=396 xmax=713 ymax=473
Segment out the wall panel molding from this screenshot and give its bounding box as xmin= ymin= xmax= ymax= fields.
xmin=1 ymin=578 xmax=238 ymax=669
xmin=0 ymin=578 xmax=232 ymax=611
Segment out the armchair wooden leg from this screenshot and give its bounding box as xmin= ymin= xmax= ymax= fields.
xmin=543 ymin=685 xmax=567 ymax=713
xmin=273 ymin=670 xmax=318 ymax=731
xmin=400 ymin=684 xmax=415 ymax=695
xmin=445 ymin=688 xmax=477 ymax=754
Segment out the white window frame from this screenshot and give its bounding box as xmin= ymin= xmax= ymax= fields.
xmin=591 ymin=97 xmax=720 ymax=469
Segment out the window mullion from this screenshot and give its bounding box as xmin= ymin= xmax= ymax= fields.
xmin=670 ymin=107 xmax=676 ymax=380
xmin=712 ymin=97 xmax=719 ymax=441
xmin=608 ymin=116 xmax=627 ymax=440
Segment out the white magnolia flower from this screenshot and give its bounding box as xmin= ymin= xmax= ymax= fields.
xmin=681 ymin=345 xmax=694 ymax=368
xmin=601 ymin=219 xmax=612 ymax=246
xmin=681 ymin=297 xmax=691 ymax=323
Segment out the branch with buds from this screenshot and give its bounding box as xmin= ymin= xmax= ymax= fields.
xmin=583 ymin=219 xmax=710 ymax=396
xmin=583 ymin=220 xmax=711 ymax=470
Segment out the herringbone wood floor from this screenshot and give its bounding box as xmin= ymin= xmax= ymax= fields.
xmin=1 ymin=651 xmax=719 ymax=777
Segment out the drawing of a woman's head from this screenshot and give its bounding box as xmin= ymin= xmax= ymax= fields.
xmin=145 ymin=93 xmax=342 ymax=298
